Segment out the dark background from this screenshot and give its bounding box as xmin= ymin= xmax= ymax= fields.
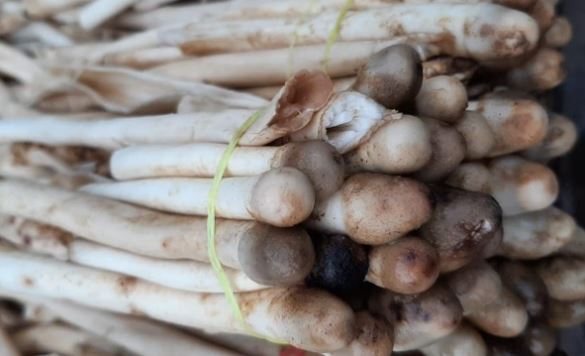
xmin=552 ymin=0 xmax=585 ymax=354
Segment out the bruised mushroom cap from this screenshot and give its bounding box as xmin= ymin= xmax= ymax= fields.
xmin=305 ymin=233 xmax=369 ymax=295
xmin=367 ymin=236 xmax=440 ymax=294
xmin=420 ymin=186 xmax=503 ymax=272
xmin=368 ymin=284 xmax=463 ymax=351
xmin=353 ymin=44 xmax=422 ymax=109
xmin=237 ymin=225 xmax=315 ymax=286
xmin=249 ymin=167 xmax=315 ymax=227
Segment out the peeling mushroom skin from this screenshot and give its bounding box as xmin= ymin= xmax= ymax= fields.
xmin=368 ymin=284 xmax=463 ymax=351
xmin=305 ymin=233 xmax=368 ymax=296
xmin=367 ymin=236 xmax=440 ymax=295
xmin=353 ymin=44 xmax=423 ymax=110
xmin=420 ymin=186 xmax=502 ymax=272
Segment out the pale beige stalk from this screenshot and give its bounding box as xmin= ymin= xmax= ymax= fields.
xmin=23 ymin=0 xmax=90 ymax=18
xmin=0 ymin=251 xmax=355 ymax=352
xmin=114 ymin=141 xmax=342 ymax=200
xmin=159 ymin=4 xmax=539 ymax=62
xmin=78 ymin=0 xmax=138 ymax=30
xmin=0 ymin=179 xmax=315 ymax=286
xmin=498 ymin=207 xmax=576 ymax=259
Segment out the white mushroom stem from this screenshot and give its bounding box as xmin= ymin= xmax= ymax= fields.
xmin=497 ymin=207 xmax=576 ymax=259
xmin=368 ymin=284 xmax=463 ymax=351
xmin=487 ymin=156 xmax=559 ymax=216
xmin=344 ymin=115 xmax=432 ymax=175
xmin=83 ymin=167 xmax=315 ymax=227
xmin=506 ymin=48 xmax=566 ymax=91
xmin=537 ymin=256 xmax=585 ymax=301
xmin=34 ymin=301 xmax=242 ymax=356
xmin=0 ymin=41 xmax=46 ymax=84
xmin=328 ymin=311 xmax=393 ymax=356
xmin=19 ymin=66 xmax=269 ymax=114
xmin=522 ymin=113 xmax=578 ymax=162
xmin=544 ymin=17 xmax=572 ymax=48
xmin=110 ymin=141 xmax=344 ymax=201
xmin=0 ymin=71 xmax=330 ymax=149
xmin=0 ymin=2 xmax=26 ymax=35
xmin=102 ymin=47 xmax=185 ymax=69
xmin=12 ymin=323 xmax=122 ymax=356
xmin=23 ymin=0 xmax=90 ymax=19
xmin=420 ymin=323 xmax=487 ymax=356
xmin=78 ymin=0 xmax=138 ymax=30
xmin=8 ymin=22 xmax=73 ymax=48
xmin=0 ymin=251 xmax=356 ymax=352
xmin=151 ymin=39 xmax=432 ymax=87
xmin=189 ymin=331 xmax=282 ymax=356
xmin=0 ymin=216 xmax=266 ymax=293
xmin=117 ymin=0 xmax=537 ymax=30
xmin=308 ymin=173 xmax=432 ymax=245
xmin=470 ymin=90 xmax=549 ymax=156
xmin=0 ymin=179 xmax=315 ymax=286
xmin=415 ymin=76 xmax=468 ymax=124
xmin=0 ymin=327 xmax=18 ymax=356
xmin=547 ymin=298 xmax=585 ymax=328
xmin=455 ymin=111 xmax=496 ymax=160
xmin=160 ymin=4 xmax=539 ymax=61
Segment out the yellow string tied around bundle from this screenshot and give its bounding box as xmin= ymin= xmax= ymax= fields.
xmin=206 ymin=0 xmax=354 ymax=345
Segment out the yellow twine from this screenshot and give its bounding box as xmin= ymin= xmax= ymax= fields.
xmin=287 ymin=0 xmax=318 ymax=78
xmin=322 ymin=0 xmax=354 ymax=71
xmin=207 ymin=0 xmax=354 ymax=346
xmin=206 ymin=108 xmax=287 ymax=345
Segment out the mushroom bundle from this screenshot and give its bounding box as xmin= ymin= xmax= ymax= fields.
xmin=0 ymin=0 xmax=580 ymax=355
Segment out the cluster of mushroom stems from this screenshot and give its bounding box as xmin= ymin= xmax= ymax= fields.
xmin=0 ymin=0 xmax=580 ymax=355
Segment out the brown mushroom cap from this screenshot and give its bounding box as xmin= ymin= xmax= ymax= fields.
xmin=420 ymin=186 xmax=502 ymax=272
xmin=237 ymin=225 xmax=315 ymax=286
xmin=367 ymin=236 xmax=440 ymax=294
xmin=353 ymin=44 xmax=422 ymax=109
xmin=415 ymin=76 xmax=468 ymax=124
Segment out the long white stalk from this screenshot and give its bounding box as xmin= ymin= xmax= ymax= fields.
xmin=498 ymin=207 xmax=576 ymax=259
xmin=110 ymin=141 xmax=344 ymax=201
xmin=23 ymin=0 xmax=90 ymax=18
xmin=0 ymin=71 xmax=330 ymax=148
xmin=103 ymin=46 xmax=184 ymax=69
xmin=0 ymin=41 xmax=46 ymax=84
xmin=0 ymin=179 xmax=315 ymax=286
xmin=151 ymin=39 xmax=432 ymax=87
xmin=159 ymin=4 xmax=539 ymax=61
xmin=78 ymin=0 xmax=138 ymax=31
xmin=40 ymin=301 xmax=243 ymax=356
xmin=12 ymin=323 xmax=122 ymax=356
xmin=308 ymin=173 xmax=432 ymax=245
xmin=8 ymin=22 xmax=73 ymax=48
xmin=118 ymin=0 xmax=537 ymax=30
xmin=0 ymin=216 xmax=266 ymax=292
xmin=0 ymin=251 xmax=356 ymax=352
xmin=83 ymin=167 xmax=315 ymax=227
